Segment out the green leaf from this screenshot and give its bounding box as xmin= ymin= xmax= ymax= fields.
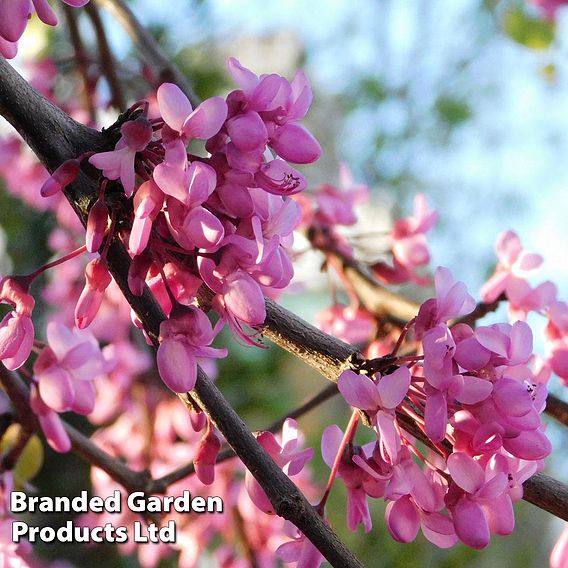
xmin=504 ymin=7 xmax=555 ymax=50
xmin=434 ymin=96 xmax=472 ymax=126
xmin=1 ymin=424 xmax=44 ymax=488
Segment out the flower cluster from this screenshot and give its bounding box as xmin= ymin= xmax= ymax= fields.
xmin=0 ymin=0 xmax=89 ymax=59
xmin=481 ymin=230 xmax=568 ymax=385
xmin=332 ymin=266 xmax=551 ymax=549
xmin=35 ymin=58 xmax=321 ymax=395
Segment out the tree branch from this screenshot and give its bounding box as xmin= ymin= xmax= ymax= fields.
xmin=85 ymin=1 xmax=127 ymax=110
xmin=0 ymin=56 xmax=363 ymax=568
xmin=94 ymin=0 xmax=199 ymax=106
xmin=546 ymin=393 xmax=568 ymax=427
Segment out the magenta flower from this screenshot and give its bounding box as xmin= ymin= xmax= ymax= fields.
xmin=321 ymin=425 xmax=386 ymax=532
xmin=551 ymin=524 xmax=568 ymax=568
xmin=314 ymin=304 xmax=375 ymax=345
xmin=75 ymin=258 xmax=112 ymax=329
xmin=89 ymin=117 xmax=153 ymax=197
xmin=277 ymin=524 xmax=325 ymax=568
xmin=129 ymin=179 xmax=164 ymax=255
xmin=227 ymin=57 xmax=321 ymax=165
xmin=0 ymin=276 xmax=35 ymax=370
xmin=480 ymin=230 xmax=543 ymax=303
xmin=446 ymin=452 xmax=514 ymax=549
xmin=314 ymin=163 xmax=368 ymax=226
xmin=157 ymin=83 xmax=228 ymax=142
xmin=33 ymin=322 xmax=105 ymax=415
xmin=338 ymin=367 xmax=411 ymax=463
xmin=415 ymin=266 xmax=476 ymax=338
xmin=30 ymin=384 xmax=72 ymax=453
xmin=156 ymin=305 xmax=227 ymax=393
xmin=245 ymin=418 xmax=314 ymax=514
xmin=532 ymin=0 xmax=568 ymax=20
xmin=0 ymin=1 xmax=88 ymax=44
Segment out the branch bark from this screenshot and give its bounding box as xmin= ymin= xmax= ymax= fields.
xmin=94 ymin=0 xmax=199 ymax=107
xmin=0 ymin=56 xmax=363 ymax=568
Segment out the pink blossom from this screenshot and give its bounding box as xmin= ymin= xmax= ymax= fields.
xmin=415 ymin=266 xmax=476 ymax=337
xmin=245 ymin=418 xmax=314 ymax=514
xmin=157 ymin=83 xmax=227 ymax=142
xmin=75 ymin=258 xmax=112 ymax=329
xmin=338 ymin=367 xmax=411 ymax=463
xmin=156 ymin=305 xmax=227 ymax=393
xmin=0 ymin=276 xmax=35 ymax=370
xmin=314 ymin=304 xmax=375 ymax=345
xmin=226 ymin=58 xmax=321 ymax=165
xmin=314 ymin=163 xmax=368 ymax=226
xmin=446 ymin=452 xmax=514 ymax=549
xmin=532 ymin=0 xmax=568 ymax=20
xmin=277 ymin=526 xmax=325 ymax=568
xmin=129 ymin=179 xmax=163 ymax=255
xmin=89 ymin=117 xmax=153 ymax=197
xmin=374 ymin=194 xmax=438 ymax=286
xmin=33 ymin=322 xmax=105 ymax=415
xmin=480 ymin=230 xmax=543 ymax=303
xmin=30 ymin=385 xmax=71 ymax=453
xmin=551 ymin=524 xmax=568 ymax=568
xmin=321 ymin=425 xmax=385 ymax=532
xmin=193 ymin=424 xmax=221 ymax=485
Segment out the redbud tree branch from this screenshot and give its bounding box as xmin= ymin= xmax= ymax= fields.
xmin=85 ymin=1 xmax=127 ymax=110
xmin=94 ymin=0 xmax=199 ymax=107
xmin=308 ymin=227 xmax=568 ymax=428
xmin=0 ymin=56 xmax=363 ymax=568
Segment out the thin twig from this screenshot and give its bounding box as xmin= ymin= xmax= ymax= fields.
xmin=63 ymin=4 xmax=97 ymax=123
xmin=85 ymin=2 xmax=126 ymax=110
xmin=546 ymin=393 xmax=568 ymax=427
xmin=94 ymin=0 xmax=199 ymax=106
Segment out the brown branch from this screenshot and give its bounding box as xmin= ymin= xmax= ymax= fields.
xmin=63 ymin=4 xmax=97 ymax=123
xmin=85 ymin=1 xmax=127 ymax=110
xmin=0 ymin=366 xmax=151 ymax=494
xmin=0 ymin=56 xmax=363 ymax=568
xmin=546 ymin=393 xmax=568 ymax=427
xmin=152 ymin=383 xmax=340 ymax=492
xmin=94 ymin=0 xmax=199 ymax=106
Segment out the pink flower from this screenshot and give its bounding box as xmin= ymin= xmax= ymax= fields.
xmin=373 ymin=194 xmax=438 ymax=286
xmin=0 ymin=276 xmax=35 ymax=370
xmin=314 ymin=304 xmax=375 ymax=345
xmin=245 ymin=418 xmax=314 ymax=514
xmin=156 ymin=305 xmax=227 ymax=393
xmin=157 ymin=83 xmax=227 ymax=142
xmin=415 ymin=266 xmax=476 ymax=338
xmin=277 ymin=525 xmax=325 ymax=568
xmin=532 ymin=0 xmax=568 ymax=20
xmin=551 ymin=524 xmax=568 ymax=568
xmin=129 ymin=180 xmax=164 ymax=255
xmin=30 ymin=384 xmax=71 ymax=453
xmin=33 ymin=322 xmax=105 ymax=415
xmin=193 ymin=423 xmax=221 ymax=486
xmin=89 ymin=117 xmax=153 ymax=197
xmin=338 ymin=367 xmax=411 ymax=463
xmin=75 ymin=258 xmax=112 ymax=329
xmin=227 ymin=58 xmax=321 ymax=165
xmin=314 ymin=163 xmax=368 ymax=226
xmin=321 ymin=425 xmax=385 ymax=532
xmin=480 ymin=230 xmax=543 ymax=303
xmin=446 ymin=452 xmax=514 ymax=549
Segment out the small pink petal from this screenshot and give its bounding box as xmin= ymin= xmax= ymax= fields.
xmin=157 ymin=83 xmax=193 ymax=132
xmin=447 ymin=452 xmax=485 ymax=494
xmin=377 ymin=367 xmax=411 ymax=409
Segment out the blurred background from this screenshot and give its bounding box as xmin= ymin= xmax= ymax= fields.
xmin=1 ymin=0 xmax=568 ymax=566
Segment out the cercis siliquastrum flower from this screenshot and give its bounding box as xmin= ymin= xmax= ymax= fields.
xmin=68 ymin=57 xmax=321 ymax=391
xmin=332 ymin=266 xmax=551 ymax=549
